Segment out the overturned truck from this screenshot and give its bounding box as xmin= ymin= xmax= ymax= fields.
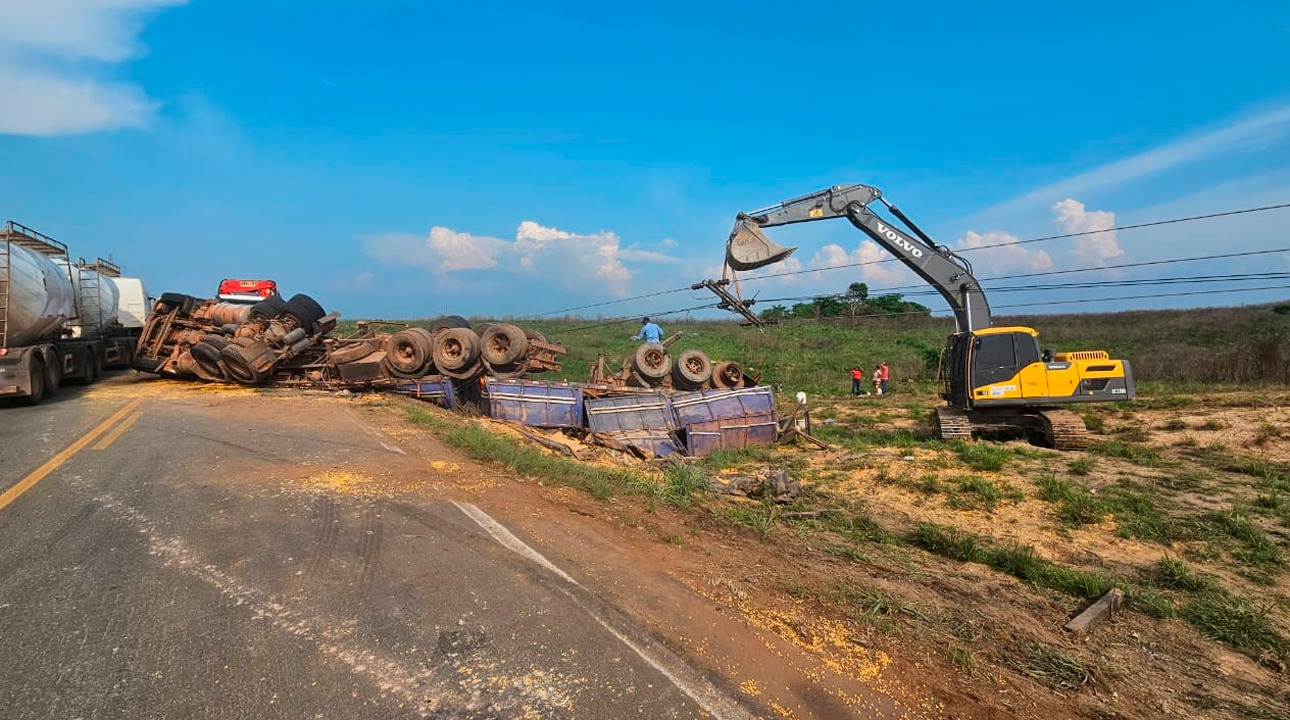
xmin=131 ymin=295 xmax=565 ymax=387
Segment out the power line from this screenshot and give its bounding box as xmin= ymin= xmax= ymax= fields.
xmin=754 ymin=269 xmax=1290 ymax=306
xmin=518 ymin=285 xmax=696 ymax=320
xmin=850 ymin=246 xmax=1290 ymax=297
xmin=557 ymin=301 xmax=721 ymax=334
xmin=958 ymin=202 xmax=1290 ymax=252
xmin=737 ymin=202 xmax=1290 ymax=283
xmin=518 ymin=200 xmax=1290 ymax=318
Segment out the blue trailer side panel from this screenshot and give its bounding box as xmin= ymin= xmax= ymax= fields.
xmin=671 ymin=387 xmax=779 ymax=457
xmin=391 ymin=378 xmax=457 ymax=410
xmin=483 ymin=379 xmax=583 ymax=428
xmin=584 ymin=392 xmax=682 ymax=456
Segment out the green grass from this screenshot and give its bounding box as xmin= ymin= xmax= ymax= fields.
xmin=947 ymin=475 xmax=1025 ymax=512
xmin=1198 ymin=508 xmax=1285 ymax=584
xmin=1066 ymin=456 xmax=1097 ymax=476
xmin=1152 ymin=557 xmax=1215 ymax=592
xmin=660 ymin=463 xmax=710 ymax=508
xmin=1102 ymin=488 xmax=1180 ymax=543
xmin=403 ymin=405 xmax=644 ymax=499
xmin=826 ymin=510 xmax=895 ymax=544
xmin=1089 ymin=439 xmax=1169 ymax=468
xmin=1179 ymin=591 xmax=1290 ymax=669
xmin=955 ymin=442 xmax=1011 ymax=472
xmin=909 ymin=522 xmax=1174 ymax=618
xmin=1035 ymin=474 xmax=1106 ymax=526
xmin=1009 ymin=643 xmax=1093 ymax=689
xmin=717 ymin=498 xmax=780 ymax=535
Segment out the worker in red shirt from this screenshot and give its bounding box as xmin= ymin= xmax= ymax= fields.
xmin=879 ymin=361 xmax=890 ymax=396
xmin=850 ymin=366 xmax=864 ymax=395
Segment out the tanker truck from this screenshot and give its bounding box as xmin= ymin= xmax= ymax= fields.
xmin=0 ymin=220 xmax=148 ymax=405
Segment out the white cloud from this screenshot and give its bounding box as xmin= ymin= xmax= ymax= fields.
xmin=1052 ymin=198 xmax=1123 ymax=267
xmin=514 ymin=220 xmax=632 ymax=290
xmin=956 ymin=230 xmax=1053 ymax=274
xmin=619 ymin=248 xmax=683 ymax=264
xmin=0 ymin=0 xmax=185 ymax=136
xmin=794 ymin=241 xmax=910 ymax=287
xmin=365 ymin=221 xmax=683 ymax=297
xmin=428 ymin=226 xmax=506 ymax=272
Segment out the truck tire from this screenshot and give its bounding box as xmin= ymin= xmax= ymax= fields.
xmin=713 ymin=361 xmax=744 ymax=389
xmin=25 ymin=357 xmax=46 ymax=406
xmin=329 ymin=339 xmax=379 ymax=366
xmin=523 ymin=329 xmax=547 ymax=344
xmin=632 ymin=343 xmax=671 ymax=381
xmin=158 ymin=292 xmax=202 ymax=315
xmin=432 ymin=327 xmax=481 ymax=373
xmin=202 ymin=335 xmax=230 ymax=350
xmin=284 ymin=294 xmax=327 ymax=329
xmin=248 ymin=295 xmax=288 ymax=320
xmin=219 ymin=345 xmax=269 ymax=387
xmin=429 ymin=315 xmax=470 ymax=333
xmin=190 ymin=342 xmax=227 ymax=379
xmin=480 ymin=323 xmax=528 ymax=366
xmin=385 ymin=329 xmax=435 ymax=376
xmin=72 ymin=348 xmax=98 ymax=385
xmin=672 ymin=349 xmax=713 ymax=389
xmin=41 ymin=348 xmax=61 ymax=397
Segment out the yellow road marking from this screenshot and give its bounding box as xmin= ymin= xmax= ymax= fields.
xmin=0 ymin=397 xmax=146 ymax=513
xmin=92 ymin=411 xmax=142 ymax=451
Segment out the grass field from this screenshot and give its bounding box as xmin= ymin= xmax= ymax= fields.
xmin=366 ymin=301 xmax=1290 ymax=718
xmin=340 ymin=300 xmax=1290 ymax=395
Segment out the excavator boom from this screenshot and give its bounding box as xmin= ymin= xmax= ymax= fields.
xmin=726 ymin=185 xmax=991 ymax=332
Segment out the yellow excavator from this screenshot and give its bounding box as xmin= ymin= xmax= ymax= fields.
xmin=722 ymin=184 xmax=1134 ymax=450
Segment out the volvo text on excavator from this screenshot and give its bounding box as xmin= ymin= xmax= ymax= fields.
xmin=719 ymin=184 xmax=1134 ymax=450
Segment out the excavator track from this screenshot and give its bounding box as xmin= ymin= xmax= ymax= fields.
xmin=1037 ymin=408 xmax=1090 ymax=451
xmin=934 ymin=406 xmax=973 ymax=442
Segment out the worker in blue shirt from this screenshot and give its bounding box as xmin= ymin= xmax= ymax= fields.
xmin=631 ymin=316 xmax=663 ymax=344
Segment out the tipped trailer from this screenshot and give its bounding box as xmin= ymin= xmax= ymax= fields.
xmin=0 ymin=221 xmax=147 ymax=404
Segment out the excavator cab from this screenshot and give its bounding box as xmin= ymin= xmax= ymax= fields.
xmin=941 ymin=326 xmax=1132 ymax=409
xmin=938 ymin=326 xmax=1135 ymax=448
xmin=939 ymin=328 xmax=1042 ymax=406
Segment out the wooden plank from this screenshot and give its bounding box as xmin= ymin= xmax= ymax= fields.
xmin=512 ymin=424 xmax=575 ymax=457
xmin=1064 ymin=588 xmax=1125 ymax=634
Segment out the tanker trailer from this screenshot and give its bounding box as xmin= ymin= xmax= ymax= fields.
xmin=0 ymin=221 xmax=127 ymax=404
xmin=61 ymin=258 xmax=146 ymax=368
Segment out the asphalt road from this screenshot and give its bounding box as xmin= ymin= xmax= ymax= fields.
xmin=0 ymin=374 xmax=754 ymax=719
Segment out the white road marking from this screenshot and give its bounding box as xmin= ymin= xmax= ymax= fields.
xmin=92 ymin=493 xmax=589 ymax=718
xmin=346 ymin=408 xmax=407 ymax=454
xmin=451 ymin=501 xmax=757 ymax=720
xmin=452 ymin=501 xmax=578 ymax=584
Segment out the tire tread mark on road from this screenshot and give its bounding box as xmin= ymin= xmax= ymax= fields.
xmin=88 ymin=492 xmax=485 ymax=719
xmin=301 ymin=496 xmax=340 ymax=580
xmin=358 ymin=503 xmax=384 ymax=596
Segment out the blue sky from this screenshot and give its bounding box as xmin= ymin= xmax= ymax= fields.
xmin=1 ymin=0 xmax=1288 ymax=322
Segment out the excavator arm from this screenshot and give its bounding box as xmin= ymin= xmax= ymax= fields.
xmin=728 ymin=184 xmax=992 ymax=332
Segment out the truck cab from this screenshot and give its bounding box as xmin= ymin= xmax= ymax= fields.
xmin=217 ymin=279 xmax=278 ymax=304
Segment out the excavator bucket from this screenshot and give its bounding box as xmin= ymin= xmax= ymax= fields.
xmin=725 ymin=218 xmax=796 ymax=271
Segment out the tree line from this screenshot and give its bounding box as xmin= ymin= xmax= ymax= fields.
xmin=759 ymin=282 xmax=932 ymax=322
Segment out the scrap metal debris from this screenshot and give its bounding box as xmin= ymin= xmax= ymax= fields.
xmin=708 ymin=467 xmax=801 ymax=504
xmin=132 ymin=288 xmax=781 ymax=460
xmin=132 ymin=294 xmax=565 ymax=387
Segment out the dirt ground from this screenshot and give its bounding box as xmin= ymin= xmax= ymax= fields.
xmin=123 ymin=379 xmax=1287 ymax=720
